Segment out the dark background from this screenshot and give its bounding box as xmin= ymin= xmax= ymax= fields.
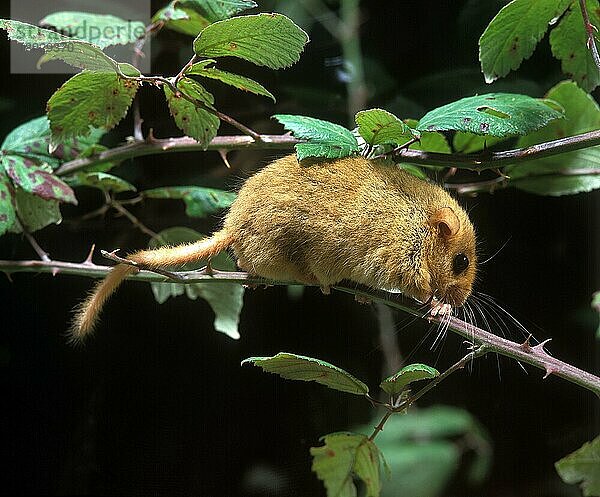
xmin=0 ymin=0 xmax=598 ymax=495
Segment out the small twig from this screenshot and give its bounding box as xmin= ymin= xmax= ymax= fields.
xmin=579 ymin=0 xmax=600 ymax=73
xmin=109 ymin=200 xmax=159 ymax=239
xmin=174 ymin=53 xmax=198 ymax=84
xmin=14 ymin=214 xmax=50 ymax=262
xmin=55 ymin=135 xmax=300 ymax=176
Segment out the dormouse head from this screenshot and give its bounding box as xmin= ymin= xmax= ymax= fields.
xmin=426 ymin=205 xmax=477 ymax=307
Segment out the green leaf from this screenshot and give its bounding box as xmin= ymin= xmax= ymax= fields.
xmin=2 ymin=155 xmax=77 ymax=203
xmin=452 ymin=132 xmax=506 ymax=153
xmin=417 ymin=93 xmax=563 ymax=137
xmin=11 ymin=187 xmax=62 ymax=233
xmin=355 ymin=406 xmax=492 ymax=497
xmin=153 ymin=3 xmax=210 ymax=36
xmin=37 ymin=41 xmax=119 ymax=72
xmin=164 ymin=78 xmax=220 ymax=147
xmin=593 ymin=291 xmax=600 ymax=339
xmin=0 ymin=116 xmax=107 ymax=172
xmin=0 ymin=19 xmax=69 ymax=44
xmin=187 ymin=61 xmax=275 ymax=101
xmin=273 ymin=114 xmax=360 ymax=161
xmin=355 ymin=108 xmax=417 ymax=147
xmin=550 ymin=0 xmax=600 ymax=92
xmin=194 ymin=13 xmax=309 ymax=69
xmin=404 ymin=119 xmax=451 ymax=154
xmin=47 ymin=71 xmax=138 ymax=144
xmin=66 ymin=172 xmax=136 ymax=193
xmin=183 ymin=0 xmax=257 ymax=22
xmin=148 ymin=227 xmax=244 ymax=339
xmin=39 ymin=12 xmax=146 ymax=49
xmin=311 ymin=433 xmax=382 ymax=497
xmin=0 ymin=20 xmax=122 ymax=72
xmin=380 ymin=364 xmax=439 ymax=396
xmin=142 ymin=186 xmax=236 ymax=218
xmin=555 ymin=436 xmax=600 ymax=496
xmin=0 ymin=175 xmax=16 ymax=235
xmin=509 ymin=81 xmax=600 ymax=195
xmin=479 ymin=0 xmax=572 ymax=83
xmin=241 ymin=352 xmax=369 ymax=395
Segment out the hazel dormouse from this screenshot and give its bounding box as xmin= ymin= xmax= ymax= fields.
xmin=71 ymin=154 xmax=477 ymax=342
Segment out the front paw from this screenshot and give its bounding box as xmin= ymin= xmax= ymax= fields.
xmin=429 ymin=298 xmax=452 ymax=317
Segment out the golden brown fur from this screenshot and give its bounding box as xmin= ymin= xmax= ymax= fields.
xmin=71 ymin=154 xmax=477 ymax=342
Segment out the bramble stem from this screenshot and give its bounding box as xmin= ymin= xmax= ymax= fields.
xmin=1 ymin=258 xmax=599 ymax=397
xmin=54 ymin=129 xmax=600 ymax=178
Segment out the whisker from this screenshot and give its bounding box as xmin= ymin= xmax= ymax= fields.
xmin=479 ymin=237 xmax=512 ymax=265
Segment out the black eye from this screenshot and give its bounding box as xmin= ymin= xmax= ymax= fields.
xmin=452 ymin=253 xmax=469 ymax=275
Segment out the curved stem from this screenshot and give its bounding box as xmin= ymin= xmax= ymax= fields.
xmin=1 ymin=258 xmax=599 ymax=397
xmin=54 ymin=129 xmax=600 ymax=177
xmin=579 ymin=0 xmax=600 ymax=73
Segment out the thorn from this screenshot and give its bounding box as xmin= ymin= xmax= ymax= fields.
xmin=519 ymin=334 xmax=533 ymax=353
xmin=218 ymin=149 xmax=232 ymax=168
xmin=532 ymin=338 xmax=552 ymax=354
xmin=146 ymin=128 xmax=157 ymax=144
xmin=4 ymin=272 xmax=13 ymax=283
xmin=201 ymin=262 xmax=213 ymax=276
xmin=543 ymin=367 xmax=556 ymax=379
xmin=51 ymin=267 xmax=59 ymax=276
xmin=83 ymin=244 xmax=96 ymax=265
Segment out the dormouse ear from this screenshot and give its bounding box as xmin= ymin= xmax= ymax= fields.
xmin=430 ymin=207 xmax=460 ymax=239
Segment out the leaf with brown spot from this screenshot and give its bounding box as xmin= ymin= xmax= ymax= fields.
xmin=47 ymin=71 xmax=138 ymax=145
xmin=550 ymin=0 xmax=600 ymax=91
xmin=2 ymin=155 xmax=77 ymax=204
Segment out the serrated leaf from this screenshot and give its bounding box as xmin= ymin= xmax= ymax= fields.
xmin=0 ymin=174 xmax=16 ymax=235
xmin=555 ymin=436 xmax=600 ymax=496
xmin=417 ymin=93 xmax=563 ymax=137
xmin=311 ymin=433 xmax=381 ymax=497
xmin=273 ymin=114 xmax=360 ymax=160
xmin=404 ymin=118 xmax=451 ymax=154
xmin=2 ymin=155 xmax=77 ymax=203
xmin=242 ymin=352 xmax=369 ymax=395
xmin=187 ymin=61 xmax=275 ymax=101
xmin=509 ymin=81 xmax=600 ymax=195
xmin=47 ymin=71 xmax=138 ymax=143
xmin=550 ymin=0 xmax=600 ymax=92
xmin=194 ymin=13 xmax=309 ymax=69
xmin=142 ymin=186 xmax=236 ymax=217
xmin=453 ymin=132 xmax=506 ymax=153
xmin=66 ymin=172 xmax=136 ymax=192
xmin=184 ymin=0 xmax=257 ymax=22
xmin=164 ymin=78 xmax=220 ymax=147
xmin=37 ymin=40 xmax=119 ymax=72
xmin=153 ymin=2 xmax=210 ymax=36
xmin=380 ymin=364 xmax=439 ymax=396
xmin=39 ymin=12 xmax=146 ymax=49
xmin=355 ymin=405 xmax=492 ymax=497
xmin=355 ymin=108 xmax=417 ymax=146
xmin=11 ymin=187 xmax=62 ymax=233
xmin=149 ymin=227 xmax=244 ymax=339
xmin=0 ymin=116 xmax=107 ymax=172
xmin=479 ymin=0 xmax=572 ymax=83
xmin=0 ymin=19 xmax=69 ymax=44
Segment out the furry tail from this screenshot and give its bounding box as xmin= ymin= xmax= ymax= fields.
xmin=69 ymin=230 xmax=233 ymax=344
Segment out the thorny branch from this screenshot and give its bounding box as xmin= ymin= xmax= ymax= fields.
xmin=53 ymin=129 xmax=600 ymax=180
xmin=1 ymin=258 xmax=599 ymax=397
